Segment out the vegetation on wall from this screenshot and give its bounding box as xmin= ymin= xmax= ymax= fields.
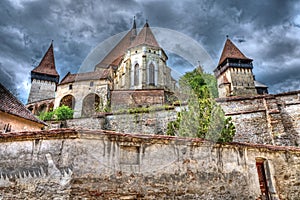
xmin=38 ymin=105 xmax=74 ymax=121
xmin=167 ymin=67 xmax=235 ymax=142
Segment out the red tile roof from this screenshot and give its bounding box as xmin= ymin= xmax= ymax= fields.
xmin=218 ymin=39 xmax=252 ymax=65
xmin=129 ymin=22 xmax=160 ymax=48
xmin=0 ymin=83 xmax=46 ymax=125
xmin=59 ymin=70 xmax=109 ymax=85
xmin=31 ymin=42 xmax=59 ymax=77
xmin=95 ymin=22 xmax=137 ymax=70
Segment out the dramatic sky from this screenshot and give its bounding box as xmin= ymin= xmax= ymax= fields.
xmin=1 ymin=0 xmax=300 ymax=103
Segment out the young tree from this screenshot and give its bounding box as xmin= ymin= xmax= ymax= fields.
xmin=167 ymin=67 xmax=235 ymax=142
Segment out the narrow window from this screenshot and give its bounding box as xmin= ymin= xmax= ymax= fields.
xmin=134 ymin=63 xmax=139 ymax=86
xmin=90 ymin=81 xmax=94 ymax=87
xmin=149 ymin=63 xmax=155 ymax=85
xmin=69 ymin=84 xmax=72 ymax=90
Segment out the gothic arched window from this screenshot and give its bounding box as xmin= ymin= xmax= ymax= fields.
xmin=134 ymin=63 xmax=139 ymax=86
xmin=149 ymin=63 xmax=155 ymax=85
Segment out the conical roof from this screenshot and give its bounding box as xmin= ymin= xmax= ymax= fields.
xmin=32 ymin=42 xmax=59 ymax=77
xmin=95 ymin=18 xmax=137 ymax=69
xmin=129 ymin=22 xmax=160 ymax=48
xmin=218 ymin=39 xmax=252 ymax=65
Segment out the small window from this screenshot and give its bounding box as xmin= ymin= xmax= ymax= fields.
xmin=90 ymin=81 xmax=94 ymax=87
xmin=135 ymin=50 xmax=138 ymax=54
xmin=149 ymin=50 xmax=151 ymax=53
xmin=69 ymin=84 xmax=72 ymax=90
xmin=154 ymin=51 xmax=156 ymax=54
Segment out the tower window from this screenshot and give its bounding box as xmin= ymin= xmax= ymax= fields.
xmin=135 ymin=50 xmax=138 ymax=54
xmin=69 ymin=84 xmax=72 ymax=90
xmin=90 ymin=81 xmax=94 ymax=87
xmin=149 ymin=50 xmax=151 ymax=53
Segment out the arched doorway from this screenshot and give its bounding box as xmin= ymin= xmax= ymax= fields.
xmin=37 ymin=104 xmax=47 ymax=114
xmin=59 ymin=95 xmax=75 ymax=109
xmin=82 ymin=93 xmax=101 ymax=117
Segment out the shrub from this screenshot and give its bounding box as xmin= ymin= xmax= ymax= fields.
xmin=37 ymin=105 xmax=74 ymax=121
xmin=54 ymin=105 xmax=74 ymax=121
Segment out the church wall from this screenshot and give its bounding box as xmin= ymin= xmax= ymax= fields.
xmin=0 ymin=129 xmax=299 ymax=199
xmin=28 ymin=79 xmax=56 ymax=103
xmin=110 ymin=89 xmax=165 ymax=110
xmin=55 ymin=80 xmax=109 ymax=118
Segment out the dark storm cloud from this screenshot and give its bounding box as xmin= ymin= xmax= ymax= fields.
xmin=0 ymin=0 xmax=299 ymax=103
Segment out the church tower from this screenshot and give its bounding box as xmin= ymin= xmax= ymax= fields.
xmin=28 ymin=42 xmax=59 ymax=103
xmin=115 ymin=21 xmax=174 ymax=91
xmin=214 ymin=38 xmax=257 ymax=97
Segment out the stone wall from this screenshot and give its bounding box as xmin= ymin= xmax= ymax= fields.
xmin=0 ymin=129 xmax=299 ymax=199
xmin=111 ymin=89 xmax=165 ymax=110
xmin=217 ymin=91 xmax=300 ymax=146
xmin=28 ymin=79 xmax=56 ymax=104
xmin=104 ymin=108 xmax=179 ymax=134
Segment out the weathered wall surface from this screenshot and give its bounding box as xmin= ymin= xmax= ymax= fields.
xmin=0 ymin=129 xmax=299 ymax=199
xmin=104 ymin=108 xmax=178 ymax=134
xmin=111 ymin=89 xmax=165 ymax=110
xmin=28 ymin=80 xmax=56 ymax=104
xmin=217 ymin=91 xmax=300 ymax=146
xmin=0 ymin=111 xmax=44 ymax=132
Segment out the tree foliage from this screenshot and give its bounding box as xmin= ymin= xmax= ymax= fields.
xmin=167 ymin=67 xmax=235 ymax=142
xmin=38 ymin=105 xmax=74 ymax=121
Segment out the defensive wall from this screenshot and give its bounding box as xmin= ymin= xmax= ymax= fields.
xmin=0 ymin=129 xmax=299 ymax=199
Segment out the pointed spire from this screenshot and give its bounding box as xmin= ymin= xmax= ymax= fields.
xmin=130 ymin=16 xmax=137 ymax=41
xmin=130 ymin=20 xmax=159 ymax=48
xmin=218 ymin=38 xmax=252 ymax=66
xmin=132 ymin=16 xmax=136 ymax=30
xmin=31 ymin=42 xmax=59 ymax=77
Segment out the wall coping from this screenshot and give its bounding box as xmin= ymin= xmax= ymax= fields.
xmin=216 ymin=90 xmax=300 ymax=102
xmin=1 ymin=128 xmax=300 ymax=153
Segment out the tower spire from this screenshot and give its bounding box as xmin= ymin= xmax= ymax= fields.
xmin=130 ymin=16 xmax=137 ymax=41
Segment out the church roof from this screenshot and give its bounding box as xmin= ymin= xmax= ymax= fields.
xmin=59 ymin=70 xmax=109 ymax=85
xmin=129 ymin=22 xmax=160 ymax=48
xmin=254 ymin=80 xmax=268 ymax=88
xmin=95 ymin=18 xmax=137 ymax=69
xmin=31 ymin=42 xmax=59 ymax=77
xmin=0 ymin=83 xmax=46 ymax=125
xmin=218 ymin=38 xmax=252 ymax=66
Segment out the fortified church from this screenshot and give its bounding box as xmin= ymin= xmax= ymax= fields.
xmin=26 ymin=18 xmax=268 ymax=118
xmin=27 ymin=19 xmax=176 ymax=118
xmin=0 ymin=18 xmax=299 ymax=200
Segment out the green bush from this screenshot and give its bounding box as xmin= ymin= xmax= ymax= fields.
xmin=38 ymin=111 xmax=54 ymax=121
xmin=54 ymin=105 xmax=74 ymax=121
xmin=37 ymin=105 xmax=74 ymax=121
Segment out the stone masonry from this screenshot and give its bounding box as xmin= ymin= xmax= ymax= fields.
xmin=0 ymin=129 xmax=299 ymax=199
xmin=217 ymin=90 xmax=300 ymax=146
